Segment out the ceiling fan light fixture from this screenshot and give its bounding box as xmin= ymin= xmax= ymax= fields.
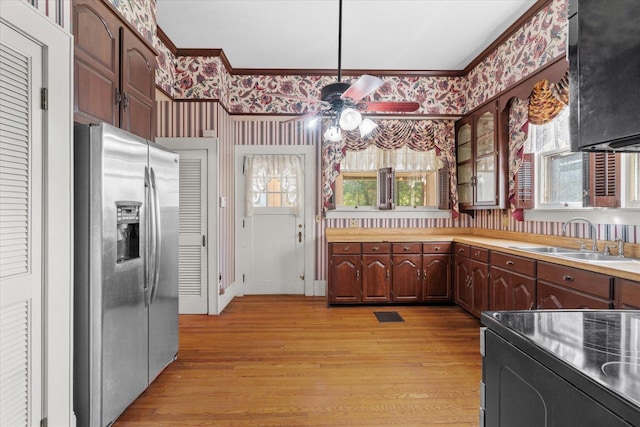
xmin=307 ymin=116 xmax=320 ymax=129
xmin=359 ymin=118 xmax=378 ymax=137
xmin=324 ymin=125 xmax=343 ymax=142
xmin=338 ymin=107 xmax=362 ymax=131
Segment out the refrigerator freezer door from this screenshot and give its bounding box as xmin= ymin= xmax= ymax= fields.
xmin=148 ymin=143 xmax=179 ymax=381
xmin=97 ymin=124 xmax=150 ymax=426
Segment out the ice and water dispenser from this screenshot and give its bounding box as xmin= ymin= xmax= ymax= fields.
xmin=116 ymin=202 xmax=141 ymax=263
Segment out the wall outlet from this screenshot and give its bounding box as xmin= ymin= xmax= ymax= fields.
xmin=349 ymin=218 xmax=358 ymax=227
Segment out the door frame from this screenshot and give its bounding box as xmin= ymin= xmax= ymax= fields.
xmin=155 ymin=137 xmax=220 ymax=314
xmin=235 ymin=145 xmax=316 ymax=296
xmin=2 ymin=2 xmax=74 ymax=424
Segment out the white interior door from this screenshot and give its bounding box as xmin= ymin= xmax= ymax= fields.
xmin=176 ymin=149 xmax=208 ymax=313
xmin=243 ymin=208 xmax=305 ymax=294
xmin=156 ymin=137 xmax=219 ymax=314
xmin=0 ymin=22 xmax=43 ymax=426
xmin=236 ymin=146 xmax=315 ymax=296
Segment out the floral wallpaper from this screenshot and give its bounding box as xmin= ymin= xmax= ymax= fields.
xmin=466 ymin=0 xmax=568 ymax=110
xmin=155 ymin=35 xmax=175 ymax=96
xmin=106 ymin=0 xmax=156 ymax=45
xmin=174 ymin=56 xmax=223 ymax=99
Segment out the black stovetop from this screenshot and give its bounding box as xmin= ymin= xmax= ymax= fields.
xmin=487 ymin=310 xmax=640 ymax=407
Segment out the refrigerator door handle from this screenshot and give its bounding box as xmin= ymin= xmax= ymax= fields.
xmin=150 ymin=167 xmax=162 ymax=304
xmin=144 ymin=166 xmax=152 ymax=307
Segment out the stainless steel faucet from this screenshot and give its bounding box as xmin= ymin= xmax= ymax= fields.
xmin=562 ymin=217 xmax=598 ymax=251
xmin=615 ymin=238 xmax=625 ymax=258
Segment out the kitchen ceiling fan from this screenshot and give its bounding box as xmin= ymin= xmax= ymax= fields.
xmin=268 ymin=0 xmax=420 ymax=141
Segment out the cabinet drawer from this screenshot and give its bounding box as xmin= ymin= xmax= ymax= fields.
xmin=454 ymin=243 xmax=470 ymax=257
xmin=538 ymin=282 xmax=612 ymax=309
xmin=362 ymin=243 xmax=390 ymax=254
xmin=470 ymin=247 xmax=490 ymax=263
xmin=392 ymin=243 xmax=421 ymax=254
xmin=491 ymin=251 xmax=535 ymax=277
xmin=538 ymin=261 xmax=612 ymax=299
xmin=423 ymin=242 xmax=451 ymax=254
xmin=331 ymin=243 xmax=361 ymax=254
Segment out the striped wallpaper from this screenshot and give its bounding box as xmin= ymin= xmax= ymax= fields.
xmin=22 ymin=0 xmax=71 ymax=30
xmin=157 ymin=100 xmax=640 ymax=283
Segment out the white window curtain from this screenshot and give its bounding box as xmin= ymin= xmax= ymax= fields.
xmin=340 ymin=145 xmax=438 ymax=172
xmin=244 ymin=154 xmax=304 ymax=216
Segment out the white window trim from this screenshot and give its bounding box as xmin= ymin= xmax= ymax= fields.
xmin=326 ymin=207 xmax=451 ymax=220
xmin=524 ymin=208 xmax=640 ymax=226
xmin=534 ymin=147 xmax=584 ymax=210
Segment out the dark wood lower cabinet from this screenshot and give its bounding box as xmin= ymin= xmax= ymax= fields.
xmin=536 ymin=261 xmax=613 ymax=309
xmin=328 ymin=242 xmax=451 ymax=305
xmin=423 ymin=254 xmax=452 ymax=301
xmin=490 ymin=268 xmax=536 ymax=311
xmin=616 ymin=278 xmax=640 ymax=309
xmin=362 ymin=249 xmax=391 ymax=302
xmin=537 ymin=281 xmax=611 ymax=309
xmin=328 ymin=241 xmax=637 ymax=311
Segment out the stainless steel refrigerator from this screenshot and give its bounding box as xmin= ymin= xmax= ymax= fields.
xmin=73 ymin=123 xmax=179 ymax=427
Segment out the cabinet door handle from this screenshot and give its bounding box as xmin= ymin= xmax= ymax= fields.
xmin=506 ymin=260 xmax=514 ymax=266
xmin=562 ymin=274 xmax=574 ymax=282
xmin=417 ymin=270 xmax=421 ymax=278
xmin=386 ymin=270 xmax=390 ymax=280
xmin=122 ymin=92 xmax=129 ymax=111
xmin=356 ymin=270 xmax=360 ymax=280
xmin=423 ymin=269 xmax=426 ymax=280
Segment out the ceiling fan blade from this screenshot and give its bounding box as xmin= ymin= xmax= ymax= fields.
xmin=340 ymin=75 xmax=384 ymax=102
xmin=359 ymin=101 xmax=421 ymax=113
xmin=266 ymin=93 xmax=328 ymax=105
xmin=280 ymin=111 xmax=324 ymax=124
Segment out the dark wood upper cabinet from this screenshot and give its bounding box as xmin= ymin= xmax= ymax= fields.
xmin=456 ymin=101 xmax=507 ymax=210
xmin=73 ymin=0 xmax=156 ymax=141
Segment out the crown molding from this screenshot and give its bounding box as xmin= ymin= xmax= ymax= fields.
xmin=157 ymin=0 xmax=553 ymax=79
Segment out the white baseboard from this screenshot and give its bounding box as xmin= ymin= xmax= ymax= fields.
xmin=216 ymin=282 xmax=236 ymax=314
xmin=314 ymin=280 xmax=326 ymax=296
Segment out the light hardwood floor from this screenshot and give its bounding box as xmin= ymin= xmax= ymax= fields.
xmin=115 ymin=295 xmax=483 ymax=426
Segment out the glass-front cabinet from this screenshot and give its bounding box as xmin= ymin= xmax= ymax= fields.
xmin=455 ymin=101 xmax=506 ymax=210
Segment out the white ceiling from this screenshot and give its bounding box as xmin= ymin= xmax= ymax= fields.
xmin=156 ymin=0 xmax=539 ymax=72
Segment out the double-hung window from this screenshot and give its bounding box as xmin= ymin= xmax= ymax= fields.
xmin=333 ymin=145 xmax=440 ymax=210
xmin=517 ymin=106 xmax=640 ymax=210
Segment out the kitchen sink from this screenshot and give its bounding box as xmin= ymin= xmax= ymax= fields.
xmin=558 ymin=252 xmax=626 ymax=262
xmin=509 ymin=246 xmax=581 ymax=254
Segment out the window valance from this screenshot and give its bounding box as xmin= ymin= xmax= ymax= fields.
xmin=321 ymin=119 xmax=457 ymax=215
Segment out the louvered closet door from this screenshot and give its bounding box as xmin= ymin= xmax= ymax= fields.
xmin=177 ymin=150 xmax=208 ymax=314
xmin=0 ymin=23 xmax=43 ymax=427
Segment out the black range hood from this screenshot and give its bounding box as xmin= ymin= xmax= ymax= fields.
xmin=568 ymin=0 xmax=640 ymax=152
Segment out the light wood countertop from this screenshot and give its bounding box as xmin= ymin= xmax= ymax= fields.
xmin=326 ymin=228 xmax=640 ymax=281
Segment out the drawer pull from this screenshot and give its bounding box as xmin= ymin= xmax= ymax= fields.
xmin=474 ymin=251 xmax=480 ymax=257
xmin=434 ymin=247 xmax=440 ymax=251
xmin=344 ymin=246 xmax=350 ymax=251
xmin=458 ymin=248 xmax=465 ymax=253
xmin=506 ymin=261 xmax=514 ymax=266
xmin=562 ymin=274 xmax=574 ymax=282
xmin=372 ymin=246 xmax=380 ymax=251
xmin=403 ymin=246 xmax=410 ymax=251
